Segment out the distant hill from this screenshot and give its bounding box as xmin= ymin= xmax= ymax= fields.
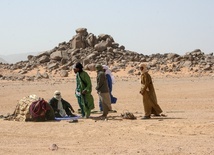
xmin=0 ymin=52 xmax=38 ymax=64
xmin=0 ymin=57 xmax=8 ymax=63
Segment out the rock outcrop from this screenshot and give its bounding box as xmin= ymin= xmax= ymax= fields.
xmin=0 ymin=28 xmax=213 ymax=81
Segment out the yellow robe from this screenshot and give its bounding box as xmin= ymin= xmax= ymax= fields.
xmin=141 ymin=72 xmax=162 ymax=116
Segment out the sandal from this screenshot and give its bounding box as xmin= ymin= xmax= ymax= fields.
xmin=141 ymin=116 xmax=151 ymax=119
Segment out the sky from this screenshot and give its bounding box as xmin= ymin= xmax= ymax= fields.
xmin=0 ymin=0 xmax=214 ymax=56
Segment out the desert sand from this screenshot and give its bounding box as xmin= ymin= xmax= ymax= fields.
xmin=0 ymin=70 xmax=214 ymax=155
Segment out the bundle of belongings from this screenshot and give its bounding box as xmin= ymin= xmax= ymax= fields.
xmin=5 ymin=95 xmax=55 ymax=122
xmin=121 ymin=111 xmax=137 ymax=120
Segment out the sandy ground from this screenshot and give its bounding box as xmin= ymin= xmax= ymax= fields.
xmin=0 ymin=70 xmax=214 ymax=155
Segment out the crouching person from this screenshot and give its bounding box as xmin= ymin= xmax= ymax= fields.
xmin=29 ymin=98 xmax=55 ymax=122
xmin=49 ymin=90 xmax=76 ymax=117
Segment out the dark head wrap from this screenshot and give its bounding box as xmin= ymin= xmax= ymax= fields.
xmin=73 ymin=62 xmax=83 ymax=72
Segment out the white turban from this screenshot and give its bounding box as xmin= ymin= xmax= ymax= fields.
xmin=54 ymin=90 xmax=61 ymax=100
xmin=102 ymin=65 xmax=115 ymax=84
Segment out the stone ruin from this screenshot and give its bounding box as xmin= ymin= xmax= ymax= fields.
xmin=0 ymin=28 xmax=214 ymax=81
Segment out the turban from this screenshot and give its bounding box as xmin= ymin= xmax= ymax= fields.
xmin=73 ymin=62 xmax=83 ymax=69
xmin=139 ymin=63 xmax=148 ymax=74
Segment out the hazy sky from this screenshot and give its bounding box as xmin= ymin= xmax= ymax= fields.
xmin=0 ymin=0 xmax=214 ymax=56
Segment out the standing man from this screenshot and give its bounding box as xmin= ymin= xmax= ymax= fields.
xmin=95 ymin=64 xmax=112 ymax=119
xmin=139 ymin=63 xmax=163 ymax=119
xmin=73 ymin=62 xmax=94 ymax=118
xmin=98 ymin=65 xmax=117 ymax=111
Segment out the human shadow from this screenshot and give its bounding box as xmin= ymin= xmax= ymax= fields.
xmin=91 ymin=115 xmax=123 ymax=121
xmin=143 ymin=117 xmax=185 ymax=120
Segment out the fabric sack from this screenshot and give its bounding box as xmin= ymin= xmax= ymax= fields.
xmin=29 ymin=98 xmax=54 ymax=121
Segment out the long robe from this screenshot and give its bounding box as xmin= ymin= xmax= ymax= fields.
xmin=99 ymin=74 xmax=117 ymax=111
xmin=106 ymin=74 xmax=117 ymax=103
xmin=75 ymin=71 xmax=94 ymax=117
xmin=96 ymin=69 xmax=112 ymax=115
xmin=141 ymin=71 xmax=162 ymax=116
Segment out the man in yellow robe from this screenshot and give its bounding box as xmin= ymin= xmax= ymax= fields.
xmin=139 ymin=64 xmax=163 ymax=119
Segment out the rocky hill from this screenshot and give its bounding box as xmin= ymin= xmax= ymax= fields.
xmin=0 ymin=52 xmax=38 ymax=64
xmin=0 ymin=28 xmax=214 ymax=81
xmin=0 ymin=57 xmax=7 ymax=63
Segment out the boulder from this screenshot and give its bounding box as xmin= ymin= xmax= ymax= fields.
xmin=60 ymin=70 xmax=68 ymax=77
